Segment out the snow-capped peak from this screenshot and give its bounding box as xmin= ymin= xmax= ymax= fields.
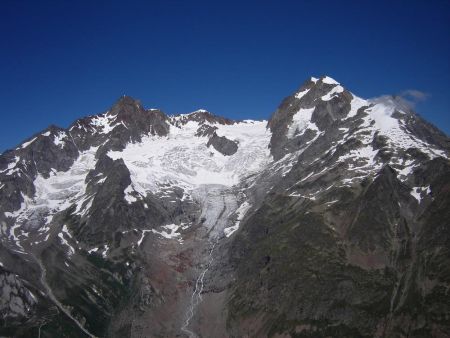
xmin=321 ymin=76 xmax=340 ymax=85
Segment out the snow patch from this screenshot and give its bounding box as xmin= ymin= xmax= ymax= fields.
xmin=20 ymin=137 xmax=37 ymax=149
xmin=321 ymin=85 xmax=344 ymax=101
xmin=365 ymin=103 xmax=398 ymax=133
xmin=102 ymin=245 xmax=109 ymax=258
xmin=337 ymin=144 xmax=379 ymax=167
xmin=124 ymin=183 xmax=143 ymax=204
xmin=53 ymin=131 xmax=67 ymax=148
xmin=224 ymin=201 xmax=251 ymax=237
xmin=295 ymin=88 xmax=310 ymax=100
xmin=0 ymin=156 xmax=20 ymax=175
xmin=58 ymin=225 xmax=75 ymax=257
xmin=287 ymin=108 xmax=317 ymax=139
xmin=347 ymin=94 xmax=368 ymax=118
xmin=410 ymin=186 xmax=431 ymax=203
xmin=321 ymin=76 xmax=339 ymax=85
xmin=152 ymin=223 xmax=181 ymax=240
xmin=90 ymin=113 xmax=117 ymax=134
xmin=137 ymin=230 xmax=152 ymax=246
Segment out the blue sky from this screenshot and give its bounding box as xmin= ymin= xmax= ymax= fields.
xmin=1 ymin=0 xmax=449 ymax=152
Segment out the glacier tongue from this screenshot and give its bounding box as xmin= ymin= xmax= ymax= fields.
xmin=191 ymin=184 xmax=239 ymax=238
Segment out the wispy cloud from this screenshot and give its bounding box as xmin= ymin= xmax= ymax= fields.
xmin=370 ymin=89 xmax=430 ymax=111
xmin=395 ymin=89 xmax=430 ymax=109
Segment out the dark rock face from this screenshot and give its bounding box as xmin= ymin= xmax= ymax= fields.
xmin=207 ymin=132 xmax=239 ymax=156
xmin=0 ymin=268 xmax=37 ymax=327
xmin=75 ymin=156 xmax=132 ymax=244
xmin=225 ymin=78 xmax=450 ymax=337
xmin=346 ymin=165 xmax=411 ymax=254
xmin=0 ymin=79 xmax=449 ymax=338
xmin=227 ymin=160 xmax=450 ymax=337
xmin=173 ymin=110 xmax=235 ymax=127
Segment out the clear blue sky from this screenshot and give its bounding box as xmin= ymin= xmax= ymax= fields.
xmin=1 ymin=0 xmax=449 ymax=152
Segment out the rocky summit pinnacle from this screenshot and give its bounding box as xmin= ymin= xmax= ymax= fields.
xmin=1 ymin=77 xmax=449 ymax=338
xmin=109 ymin=95 xmax=143 ymax=115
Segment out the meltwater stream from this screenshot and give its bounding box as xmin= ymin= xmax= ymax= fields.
xmin=181 ymin=185 xmax=238 ymax=338
xmin=181 ymin=239 xmax=218 ymax=338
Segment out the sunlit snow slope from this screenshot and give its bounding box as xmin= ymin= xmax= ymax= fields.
xmin=108 ymin=119 xmax=271 ymax=197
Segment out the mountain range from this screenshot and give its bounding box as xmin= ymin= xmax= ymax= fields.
xmin=0 ymin=76 xmax=449 ymax=338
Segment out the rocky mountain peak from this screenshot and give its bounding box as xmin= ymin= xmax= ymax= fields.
xmin=109 ymin=95 xmax=144 ymax=116
xmin=268 ymin=76 xmax=449 ymax=163
xmin=268 ymin=75 xmax=354 ymax=160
